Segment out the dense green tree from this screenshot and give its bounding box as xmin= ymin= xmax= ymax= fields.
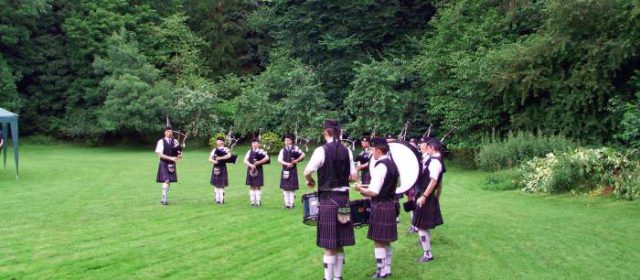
xmin=250 ymin=0 xmax=435 ymax=110
xmin=184 ymin=0 xmax=260 ymax=76
xmin=235 ymin=50 xmax=328 ymax=137
xmin=0 ymin=0 xmax=51 ymax=113
xmin=93 ymin=31 xmax=173 ymax=138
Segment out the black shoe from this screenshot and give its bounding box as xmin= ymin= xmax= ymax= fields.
xmin=161 ymin=201 xmax=168 ymax=206
xmin=416 ymin=255 xmax=434 ymax=263
xmin=250 ymin=203 xmax=255 ymax=207
xmin=257 ymin=202 xmax=262 ymax=207
xmin=370 ymin=272 xmax=387 ymax=279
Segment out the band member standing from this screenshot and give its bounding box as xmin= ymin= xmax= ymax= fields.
xmin=355 ymin=138 xmax=400 ymax=279
xmin=409 ymin=138 xmax=417 ymax=147
xmin=407 ymin=137 xmax=432 ymax=233
xmin=413 ymin=138 xmax=446 ymax=262
xmin=154 ymin=122 xmax=182 ymax=205
xmin=210 ymin=137 xmax=232 ymax=204
xmin=278 ymin=134 xmax=305 ymax=209
xmin=304 ymin=119 xmax=357 ymax=280
xmin=244 ymin=138 xmax=270 ymax=207
xmin=355 ymin=137 xmax=372 ymax=185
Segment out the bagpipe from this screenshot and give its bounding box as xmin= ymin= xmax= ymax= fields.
xmin=249 ymin=149 xmax=270 ymax=177
xmin=212 ymin=129 xmax=239 ymax=164
xmin=171 ymin=131 xmax=187 ymax=157
xmin=294 ymin=124 xmax=310 ymax=152
xmin=212 ymin=148 xmax=238 ymax=164
xmin=355 ymin=148 xmax=372 ymax=164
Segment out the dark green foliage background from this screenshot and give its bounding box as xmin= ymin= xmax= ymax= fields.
xmin=1 ymin=0 xmax=639 ymax=147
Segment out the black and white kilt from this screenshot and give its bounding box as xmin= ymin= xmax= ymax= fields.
xmin=361 ymin=171 xmax=371 ymax=185
xmin=279 ymin=166 xmax=299 ymax=191
xmin=317 ymin=191 xmax=356 ymax=249
xmin=412 ymin=195 xmax=443 ymax=230
xmin=367 ymin=200 xmax=398 ymax=242
xmin=156 ymin=161 xmax=177 ymax=183
xmin=245 ymin=166 xmax=264 ymax=186
xmin=210 ymin=165 xmax=229 ymax=187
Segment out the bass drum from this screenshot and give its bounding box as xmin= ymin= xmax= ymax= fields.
xmin=369 ymin=140 xmax=421 ymax=194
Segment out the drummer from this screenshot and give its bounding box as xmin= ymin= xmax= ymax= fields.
xmin=304 ymin=119 xmax=357 ymax=280
xmin=355 ymin=137 xmax=400 ymax=279
xmin=355 ymin=136 xmax=372 ymax=185
xmin=413 ymin=138 xmax=446 ymax=263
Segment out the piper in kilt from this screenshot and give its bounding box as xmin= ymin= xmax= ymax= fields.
xmin=210 ymin=137 xmax=232 ymax=204
xmin=154 ymin=121 xmax=182 ymax=206
xmin=355 ymin=138 xmax=400 ymax=279
xmin=355 ymin=136 xmax=372 ymax=185
xmin=413 ymin=138 xmax=446 ymax=263
xmin=278 ymin=134 xmax=305 ymax=209
xmin=304 ymin=119 xmax=357 ymax=280
xmin=244 ymin=138 xmax=270 ymax=207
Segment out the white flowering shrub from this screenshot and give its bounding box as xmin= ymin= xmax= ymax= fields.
xmin=519 ymin=147 xmax=640 ymax=200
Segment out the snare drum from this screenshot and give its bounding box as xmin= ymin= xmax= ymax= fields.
xmin=350 ymin=199 xmax=371 ymax=228
xmin=302 ymin=192 xmax=319 ymax=226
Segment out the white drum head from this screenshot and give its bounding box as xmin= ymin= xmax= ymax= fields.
xmin=368 ymin=140 xmax=421 ymax=194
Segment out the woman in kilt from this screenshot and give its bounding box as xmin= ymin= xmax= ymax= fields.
xmin=355 ymin=138 xmax=400 ymax=279
xmin=244 ymin=138 xmax=270 ymax=207
xmin=413 ymin=138 xmax=446 ymax=263
xmin=277 ymin=134 xmax=305 ymax=209
xmin=209 ymin=137 xmax=232 ymax=204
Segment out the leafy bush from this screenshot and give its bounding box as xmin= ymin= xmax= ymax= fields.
xmin=476 ymin=131 xmax=576 ymax=171
xmin=519 ymin=147 xmax=640 ymax=200
xmin=259 ymin=131 xmax=281 ymax=155
xmin=208 ymin=132 xmax=227 ymax=149
xmin=613 ymin=170 xmax=640 ymax=201
xmin=448 ymin=146 xmax=478 ymax=169
xmin=481 ymin=169 xmax=520 ymax=191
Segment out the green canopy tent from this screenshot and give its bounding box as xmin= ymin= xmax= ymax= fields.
xmin=0 ymin=108 xmax=19 ymax=179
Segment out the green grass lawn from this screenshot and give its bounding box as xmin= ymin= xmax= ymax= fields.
xmin=1 ymin=144 xmax=639 ymax=279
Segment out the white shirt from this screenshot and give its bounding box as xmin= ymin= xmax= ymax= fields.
xmin=367 ymin=155 xmax=390 ymax=194
xmin=155 ymin=138 xmax=178 ymax=154
xmin=278 ymin=145 xmax=302 ymax=163
xmin=427 ymin=152 xmax=443 ymax=181
xmin=304 ymin=140 xmax=356 ymax=191
xmin=210 ymin=147 xmax=230 ymax=158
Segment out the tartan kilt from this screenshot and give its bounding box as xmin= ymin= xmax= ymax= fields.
xmin=367 ymin=201 xmax=398 ymax=242
xmin=279 ymin=166 xmax=299 ymax=191
xmin=210 ymin=165 xmax=229 ymax=187
xmin=361 ymin=171 xmax=371 ymax=185
xmin=156 ymin=161 xmax=177 ymax=183
xmin=245 ymin=166 xmax=264 ymax=186
xmin=317 ymin=191 xmax=356 ymax=249
xmin=412 ymin=194 xmax=443 ymax=230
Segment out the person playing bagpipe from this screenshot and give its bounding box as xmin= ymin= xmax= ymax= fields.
xmin=244 ymin=138 xmax=270 ymax=207
xmin=355 ymin=136 xmax=372 ymax=185
xmin=304 ymin=119 xmax=357 ymax=280
xmin=277 ymin=134 xmax=305 ymax=209
xmin=154 ymin=119 xmax=183 ymax=206
xmin=209 ymin=136 xmax=236 ymax=204
xmin=355 ymin=138 xmax=400 ymax=279
xmin=413 ymin=138 xmax=446 ymax=263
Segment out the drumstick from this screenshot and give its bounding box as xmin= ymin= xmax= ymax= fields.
xmin=351 ymin=184 xmax=369 ymax=188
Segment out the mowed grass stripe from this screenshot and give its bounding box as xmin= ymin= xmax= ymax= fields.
xmin=1 ymin=144 xmax=639 ymax=279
